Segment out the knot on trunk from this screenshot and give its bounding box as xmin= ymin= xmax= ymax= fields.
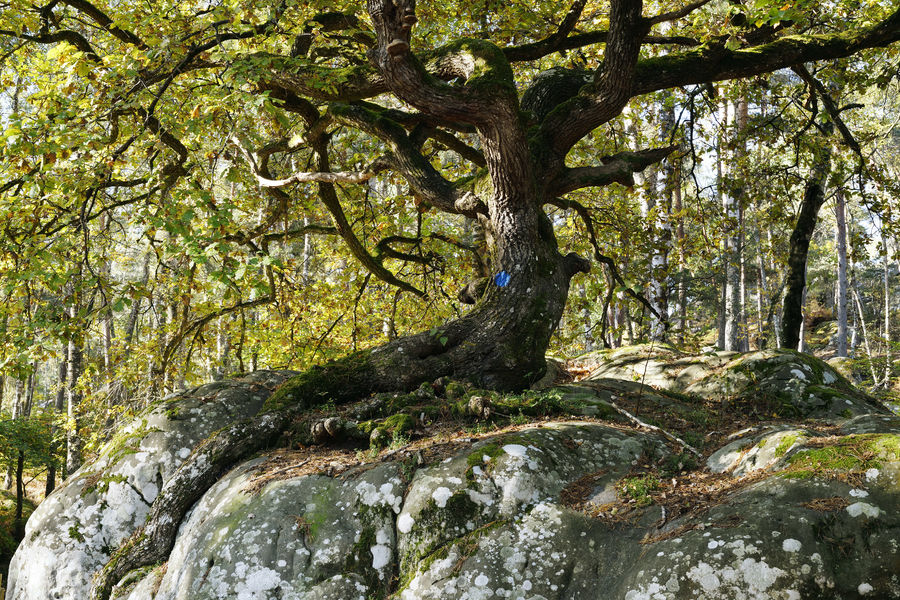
xmin=563 ymin=252 xmax=591 ymax=278
xmin=457 ymin=277 xmax=489 ymax=304
xmin=369 ymin=0 xmax=417 ymax=60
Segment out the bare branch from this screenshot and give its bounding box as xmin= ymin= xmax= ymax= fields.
xmin=61 ymin=0 xmax=147 ymax=48
xmin=648 ymin=0 xmax=714 ymax=26
xmin=792 ymin=64 xmax=862 ymax=156
xmin=502 ymin=0 xmax=586 ymax=61
xmin=556 ymin=196 xmax=663 ymax=321
xmin=330 ymin=104 xmax=487 ymax=217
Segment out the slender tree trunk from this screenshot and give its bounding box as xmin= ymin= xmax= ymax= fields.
xmin=4 ymin=379 xmax=24 ymax=489
xmin=578 ymin=283 xmax=594 ymax=351
xmin=47 ymin=344 xmax=68 ymax=495
xmin=835 ymin=186 xmax=849 ymax=357
xmin=645 ymin=99 xmax=675 ymax=342
xmin=67 ymin=309 xmax=85 ymax=475
xmin=739 ymin=205 xmax=749 ymax=351
xmin=767 ymin=227 xmax=783 ymax=348
xmin=14 ymin=448 xmax=25 ymax=539
xmin=850 ymin=260 xmax=879 ymax=383
xmin=755 ymin=229 xmax=768 ymax=349
xmin=722 ymin=98 xmax=747 ymax=351
xmin=798 ymin=286 xmax=809 ymax=354
xmin=781 ymin=131 xmax=831 ymax=349
xmin=673 ymin=162 xmax=687 ymax=345
xmin=883 ymin=241 xmax=891 ymax=385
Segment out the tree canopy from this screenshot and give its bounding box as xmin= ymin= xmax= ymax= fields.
xmin=2 ymin=0 xmax=900 ymax=415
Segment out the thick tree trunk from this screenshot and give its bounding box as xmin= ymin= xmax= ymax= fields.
xmin=90 ymin=194 xmax=587 ymax=600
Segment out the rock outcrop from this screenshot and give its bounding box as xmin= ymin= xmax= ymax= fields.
xmin=8 ymin=348 xmax=900 ymax=599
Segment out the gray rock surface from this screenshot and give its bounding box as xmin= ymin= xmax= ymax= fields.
xmin=9 ymin=349 xmax=900 ymax=600
xmin=7 ymin=371 xmax=294 ymax=600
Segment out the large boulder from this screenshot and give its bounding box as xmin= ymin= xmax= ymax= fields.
xmin=574 ymin=346 xmax=884 ymax=420
xmin=7 ymin=371 xmax=295 ymax=600
xmin=8 ymin=349 xmax=900 ymax=599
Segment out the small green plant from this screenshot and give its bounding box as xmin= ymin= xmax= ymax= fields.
xmin=389 ymin=429 xmax=410 ymax=450
xmin=620 ymin=473 xmax=660 ymax=507
xmin=681 ymin=431 xmax=705 ymax=449
xmin=661 ymin=453 xmax=698 ymax=476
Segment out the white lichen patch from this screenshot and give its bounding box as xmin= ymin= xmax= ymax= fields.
xmin=846 ymin=502 xmax=881 ymax=518
xmin=397 ymin=513 xmax=415 ymax=534
xmin=502 ymin=444 xmax=528 ymax=458
xmin=431 ymin=487 xmax=452 ymax=508
xmin=790 ymin=369 xmax=807 ymax=381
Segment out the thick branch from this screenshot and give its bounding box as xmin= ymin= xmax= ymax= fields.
xmin=633 ymin=9 xmax=900 ymax=95
xmin=367 ymin=0 xmax=518 ymax=126
xmin=549 ymin=147 xmax=675 ymax=195
xmin=62 ymin=0 xmax=147 ymax=48
xmin=501 ymin=0 xmax=586 ymax=62
xmin=538 ymin=0 xmax=649 ymax=158
xmin=0 ymin=29 xmax=100 ymax=61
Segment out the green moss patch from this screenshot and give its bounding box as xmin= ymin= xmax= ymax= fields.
xmin=781 ymin=434 xmax=899 ymax=479
xmin=397 ymin=519 xmax=509 ymax=594
xmin=263 ymin=350 xmax=375 ymax=412
xmin=774 ymin=433 xmax=803 ymax=458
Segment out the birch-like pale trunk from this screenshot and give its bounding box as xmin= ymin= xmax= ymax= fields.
xmin=835 ymin=186 xmax=849 ymax=357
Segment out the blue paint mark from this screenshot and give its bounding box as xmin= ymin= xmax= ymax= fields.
xmin=494 ymin=270 xmax=510 ymax=287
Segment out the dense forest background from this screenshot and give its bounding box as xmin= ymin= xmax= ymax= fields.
xmin=2 ymin=0 xmax=900 ymax=576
